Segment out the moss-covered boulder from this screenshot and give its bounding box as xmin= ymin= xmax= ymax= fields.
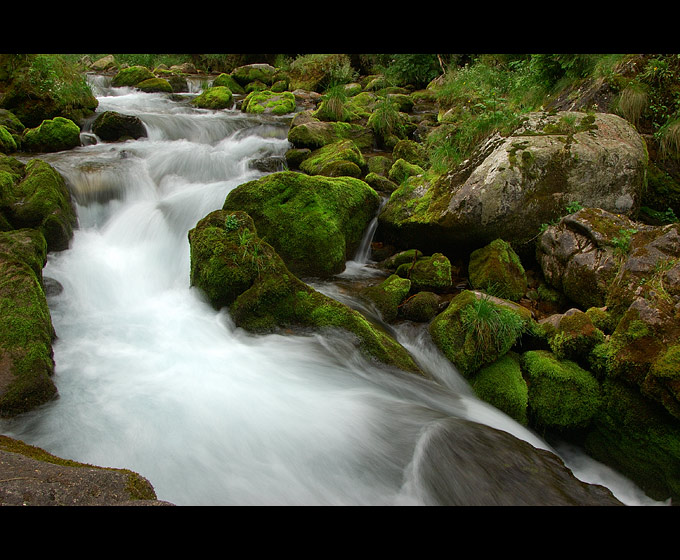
xmin=191 ymin=86 xmax=234 ymax=110
xmin=0 ymin=109 xmax=25 ymax=149
xmin=399 ymin=291 xmax=440 ymax=322
xmin=545 ymin=308 xmax=605 ymax=365
xmin=364 ymin=172 xmax=398 ymax=194
xmin=392 ymin=139 xmax=428 ymax=168
xmin=361 ymin=274 xmax=411 ymax=322
xmin=188 ymin=210 xmax=423 ymax=376
xmin=213 ymin=73 xmax=245 ymax=95
xmin=0 ymin=228 xmax=57 ymax=418
xmin=429 ymin=290 xmax=531 ymax=378
xmin=584 ymin=377 xmax=680 ymax=503
xmin=468 ymin=238 xmax=527 ymax=301
xmin=395 ymin=252 xmax=452 ymax=293
xmin=136 ymin=77 xmax=173 ymax=93
xmin=388 ymin=158 xmax=424 ymax=186
xmin=91 ymin=111 xmax=147 ymax=142
xmin=521 ymin=350 xmax=602 ymax=431
xmin=222 ymin=171 xmax=379 ymax=278
xmin=242 ymin=90 xmax=295 ymax=115
xmin=288 ymin=120 xmax=375 ymax=151
xmin=299 ymin=139 xmax=367 ymax=178
xmin=231 ymin=64 xmax=277 ymax=87
xmin=0 ymin=125 xmax=17 ymax=153
xmin=287 ymin=54 xmax=352 ymax=92
xmin=111 ymin=65 xmax=155 ymax=88
xmin=1 ymin=157 xmax=76 ymax=252
xmin=22 ymin=117 xmax=81 ymax=153
xmin=471 ymin=353 xmax=529 ymax=426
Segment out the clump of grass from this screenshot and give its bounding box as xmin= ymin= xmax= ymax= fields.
xmin=460 ymin=295 xmax=527 ymax=355
xmin=657 ymin=118 xmax=680 ymax=160
xmin=617 ymin=83 xmax=649 ymax=126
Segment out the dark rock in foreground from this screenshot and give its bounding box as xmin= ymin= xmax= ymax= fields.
xmin=412 ymin=417 xmax=623 ymax=506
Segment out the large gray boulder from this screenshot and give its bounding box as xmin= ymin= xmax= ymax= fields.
xmin=378 ymin=111 xmax=648 ymax=257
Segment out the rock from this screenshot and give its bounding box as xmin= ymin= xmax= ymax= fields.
xmin=92 ymin=111 xmax=147 ymax=142
xmin=188 ymin=210 xmax=424 ymax=376
xmin=299 ymin=139 xmax=367 ymax=178
xmin=394 ymin=252 xmax=452 ymax=292
xmin=136 ymin=77 xmax=173 ymax=93
xmin=0 ymin=125 xmax=16 ymax=153
xmin=22 ymin=117 xmax=81 ymax=153
xmin=231 ymin=63 xmax=277 ymax=87
xmin=191 ymin=86 xmax=234 ymax=110
xmin=212 ymin=73 xmax=245 ymax=95
xmin=288 ymin=120 xmax=375 ymax=151
xmin=0 ymin=435 xmax=172 ymax=505
xmin=399 ymin=291 xmax=440 ymax=322
xmin=428 ymin=290 xmax=531 ymax=377
xmin=222 ymin=171 xmax=379 ymax=278
xmin=392 ymin=139 xmax=428 ymax=168
xmin=544 ymin=308 xmax=605 ymax=365
xmin=111 ymin=65 xmax=155 ymax=88
xmin=1 ymin=157 xmax=77 ymax=252
xmin=521 ymin=350 xmax=602 ymax=431
xmin=169 ymin=62 xmax=197 ymax=74
xmin=241 ymin=90 xmax=295 ymax=116
xmin=388 ymin=158 xmax=424 ymax=185
xmin=361 ymin=274 xmax=411 ymax=322
xmin=378 ymin=111 xmax=648 ymax=257
xmin=470 ymin=353 xmax=528 ymax=425
xmin=90 ymin=55 xmax=116 ymax=72
xmin=468 ymin=238 xmax=527 ymax=302
xmin=412 ymin=417 xmax=622 ymax=505
xmin=0 ymin=229 xmax=57 ymax=418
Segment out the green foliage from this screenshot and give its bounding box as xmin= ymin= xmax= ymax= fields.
xmin=611 ymin=227 xmax=638 ymax=255
xmin=460 ymin=294 xmax=527 ymax=356
xmin=368 ymin=95 xmax=404 ymax=141
xmin=379 ymin=54 xmax=442 ymax=88
xmin=657 ymin=118 xmax=680 ymax=160
xmin=23 ymin=54 xmax=93 ymax=107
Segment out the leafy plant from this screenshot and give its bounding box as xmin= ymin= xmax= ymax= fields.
xmin=611 ymin=228 xmax=638 ymax=255
xmin=224 ymin=214 xmax=240 ymax=232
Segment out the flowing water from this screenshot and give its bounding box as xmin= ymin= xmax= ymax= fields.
xmin=0 ymin=75 xmax=665 ymax=506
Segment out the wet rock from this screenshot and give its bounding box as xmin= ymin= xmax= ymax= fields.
xmin=92 ymin=110 xmax=147 ymax=142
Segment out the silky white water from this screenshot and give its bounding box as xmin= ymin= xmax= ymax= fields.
xmin=0 ymin=77 xmax=664 ymax=505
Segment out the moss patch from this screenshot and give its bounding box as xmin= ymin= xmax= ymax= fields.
xmin=471 ymin=352 xmax=529 ymax=425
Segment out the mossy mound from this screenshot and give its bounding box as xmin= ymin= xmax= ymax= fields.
xmin=0 ymin=125 xmax=17 ymax=153
xmin=288 ymin=120 xmax=375 ymax=151
xmin=213 ymin=73 xmax=245 ymax=95
xmin=222 ymin=171 xmax=380 ymax=278
xmin=392 ymin=139 xmax=428 ymax=168
xmin=22 ymin=117 xmax=81 ymax=153
xmin=230 ymin=63 xmax=277 ymax=88
xmin=1 ymin=157 xmax=76 ymax=252
xmin=361 ymin=274 xmax=411 ymax=322
xmin=188 ymin=210 xmax=423 ymax=376
xmin=521 ymin=350 xmax=602 ymax=431
xmin=395 ymin=252 xmax=452 ymax=292
xmin=471 ymin=353 xmax=529 ymax=426
xmin=547 ymin=309 xmax=605 ymax=365
xmin=388 ymin=158 xmax=424 ymax=185
xmin=429 ymin=290 xmax=530 ymax=377
xmin=299 ymin=139 xmax=367 ymax=178
xmin=111 ymin=65 xmax=155 ymax=88
xmin=399 ymin=291 xmax=440 ymax=322
xmin=136 ymin=77 xmax=173 ymax=93
xmin=468 ymin=238 xmax=527 ymax=302
xmin=191 ymin=86 xmax=234 ymax=110
xmin=0 ymin=229 xmax=57 ymax=418
xmin=242 ymin=90 xmax=295 ymax=115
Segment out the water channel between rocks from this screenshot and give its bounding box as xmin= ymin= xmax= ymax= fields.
xmin=0 ymin=75 xmax=665 ymax=506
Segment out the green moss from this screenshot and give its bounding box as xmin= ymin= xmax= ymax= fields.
xmin=548 ymin=310 xmax=605 ymax=364
xmin=0 ymin=125 xmax=17 ymax=153
xmin=395 ymin=252 xmax=452 ymax=292
xmin=287 ymin=121 xmax=375 ymax=151
xmin=471 ymin=353 xmax=529 ymax=425
xmin=223 ymin=171 xmax=379 ymax=278
xmin=521 ymin=350 xmax=602 ymax=431
xmin=468 ymin=238 xmax=527 ymax=301
xmin=388 ymin=158 xmax=424 ymax=185
xmin=429 ymin=290 xmax=528 ymax=377
xmin=399 ymin=291 xmax=440 ymax=322
xmin=213 ymin=73 xmax=245 ymax=94
xmin=299 ymin=139 xmax=366 ymax=177
xmin=242 ymin=90 xmax=295 ymax=115
xmin=22 ymin=117 xmax=81 ymax=153
xmin=136 ymin=77 xmax=173 ymax=93
xmin=361 ymin=274 xmax=411 ymax=322
xmin=191 ymin=86 xmax=234 ymax=110
xmin=111 ymin=65 xmax=155 ymax=87
xmin=646 ymin=344 xmax=680 ymax=419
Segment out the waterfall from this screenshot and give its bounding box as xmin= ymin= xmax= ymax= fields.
xmin=0 ymin=77 xmax=664 ymax=506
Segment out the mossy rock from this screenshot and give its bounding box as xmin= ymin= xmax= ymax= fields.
xmin=364 ymin=172 xmax=398 ymax=194
xmin=0 ymin=125 xmax=17 ymax=153
xmin=392 ymin=139 xmax=428 ymax=168
xmin=547 ymin=309 xmax=605 ymax=364
xmin=388 ymin=158 xmax=424 ymax=185
xmin=471 ymin=353 xmax=529 ymax=426
xmin=468 ymin=239 xmax=527 ymax=302
xmin=429 ymin=290 xmax=530 ymax=378
xmin=231 ymin=63 xmax=276 ymax=87
xmin=521 ymin=350 xmax=602 ymax=431
xmin=380 ymin=249 xmax=424 ymax=270
xmin=136 ymin=77 xmax=173 ymax=93
xmin=111 ymin=65 xmax=155 ymax=87
xmin=287 ymin=120 xmax=375 ymax=151
xmin=191 ymin=86 xmax=234 ymax=110
xmin=3 ymin=157 xmax=76 ymax=252
xmin=399 ymin=291 xmax=440 ymax=322
xmin=366 ymin=155 xmax=392 ymax=176
xmin=213 ymin=73 xmax=245 ymax=95
xmin=242 ymin=90 xmax=296 ymax=116
xmin=584 ymin=377 xmax=680 ymax=503
xmin=299 ymin=139 xmax=367 ymax=178
xmin=0 ymin=229 xmax=57 ymax=418
xmin=361 ymin=274 xmax=411 ymax=322
xmin=395 ymin=252 xmax=452 ymax=293
xmin=188 ymin=209 xmax=423 ymax=376
xmin=223 ymin=171 xmax=379 ymax=279
xmin=22 ymin=117 xmax=81 ymax=153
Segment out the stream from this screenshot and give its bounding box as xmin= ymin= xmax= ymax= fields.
xmin=0 ymin=74 xmax=665 ymax=506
